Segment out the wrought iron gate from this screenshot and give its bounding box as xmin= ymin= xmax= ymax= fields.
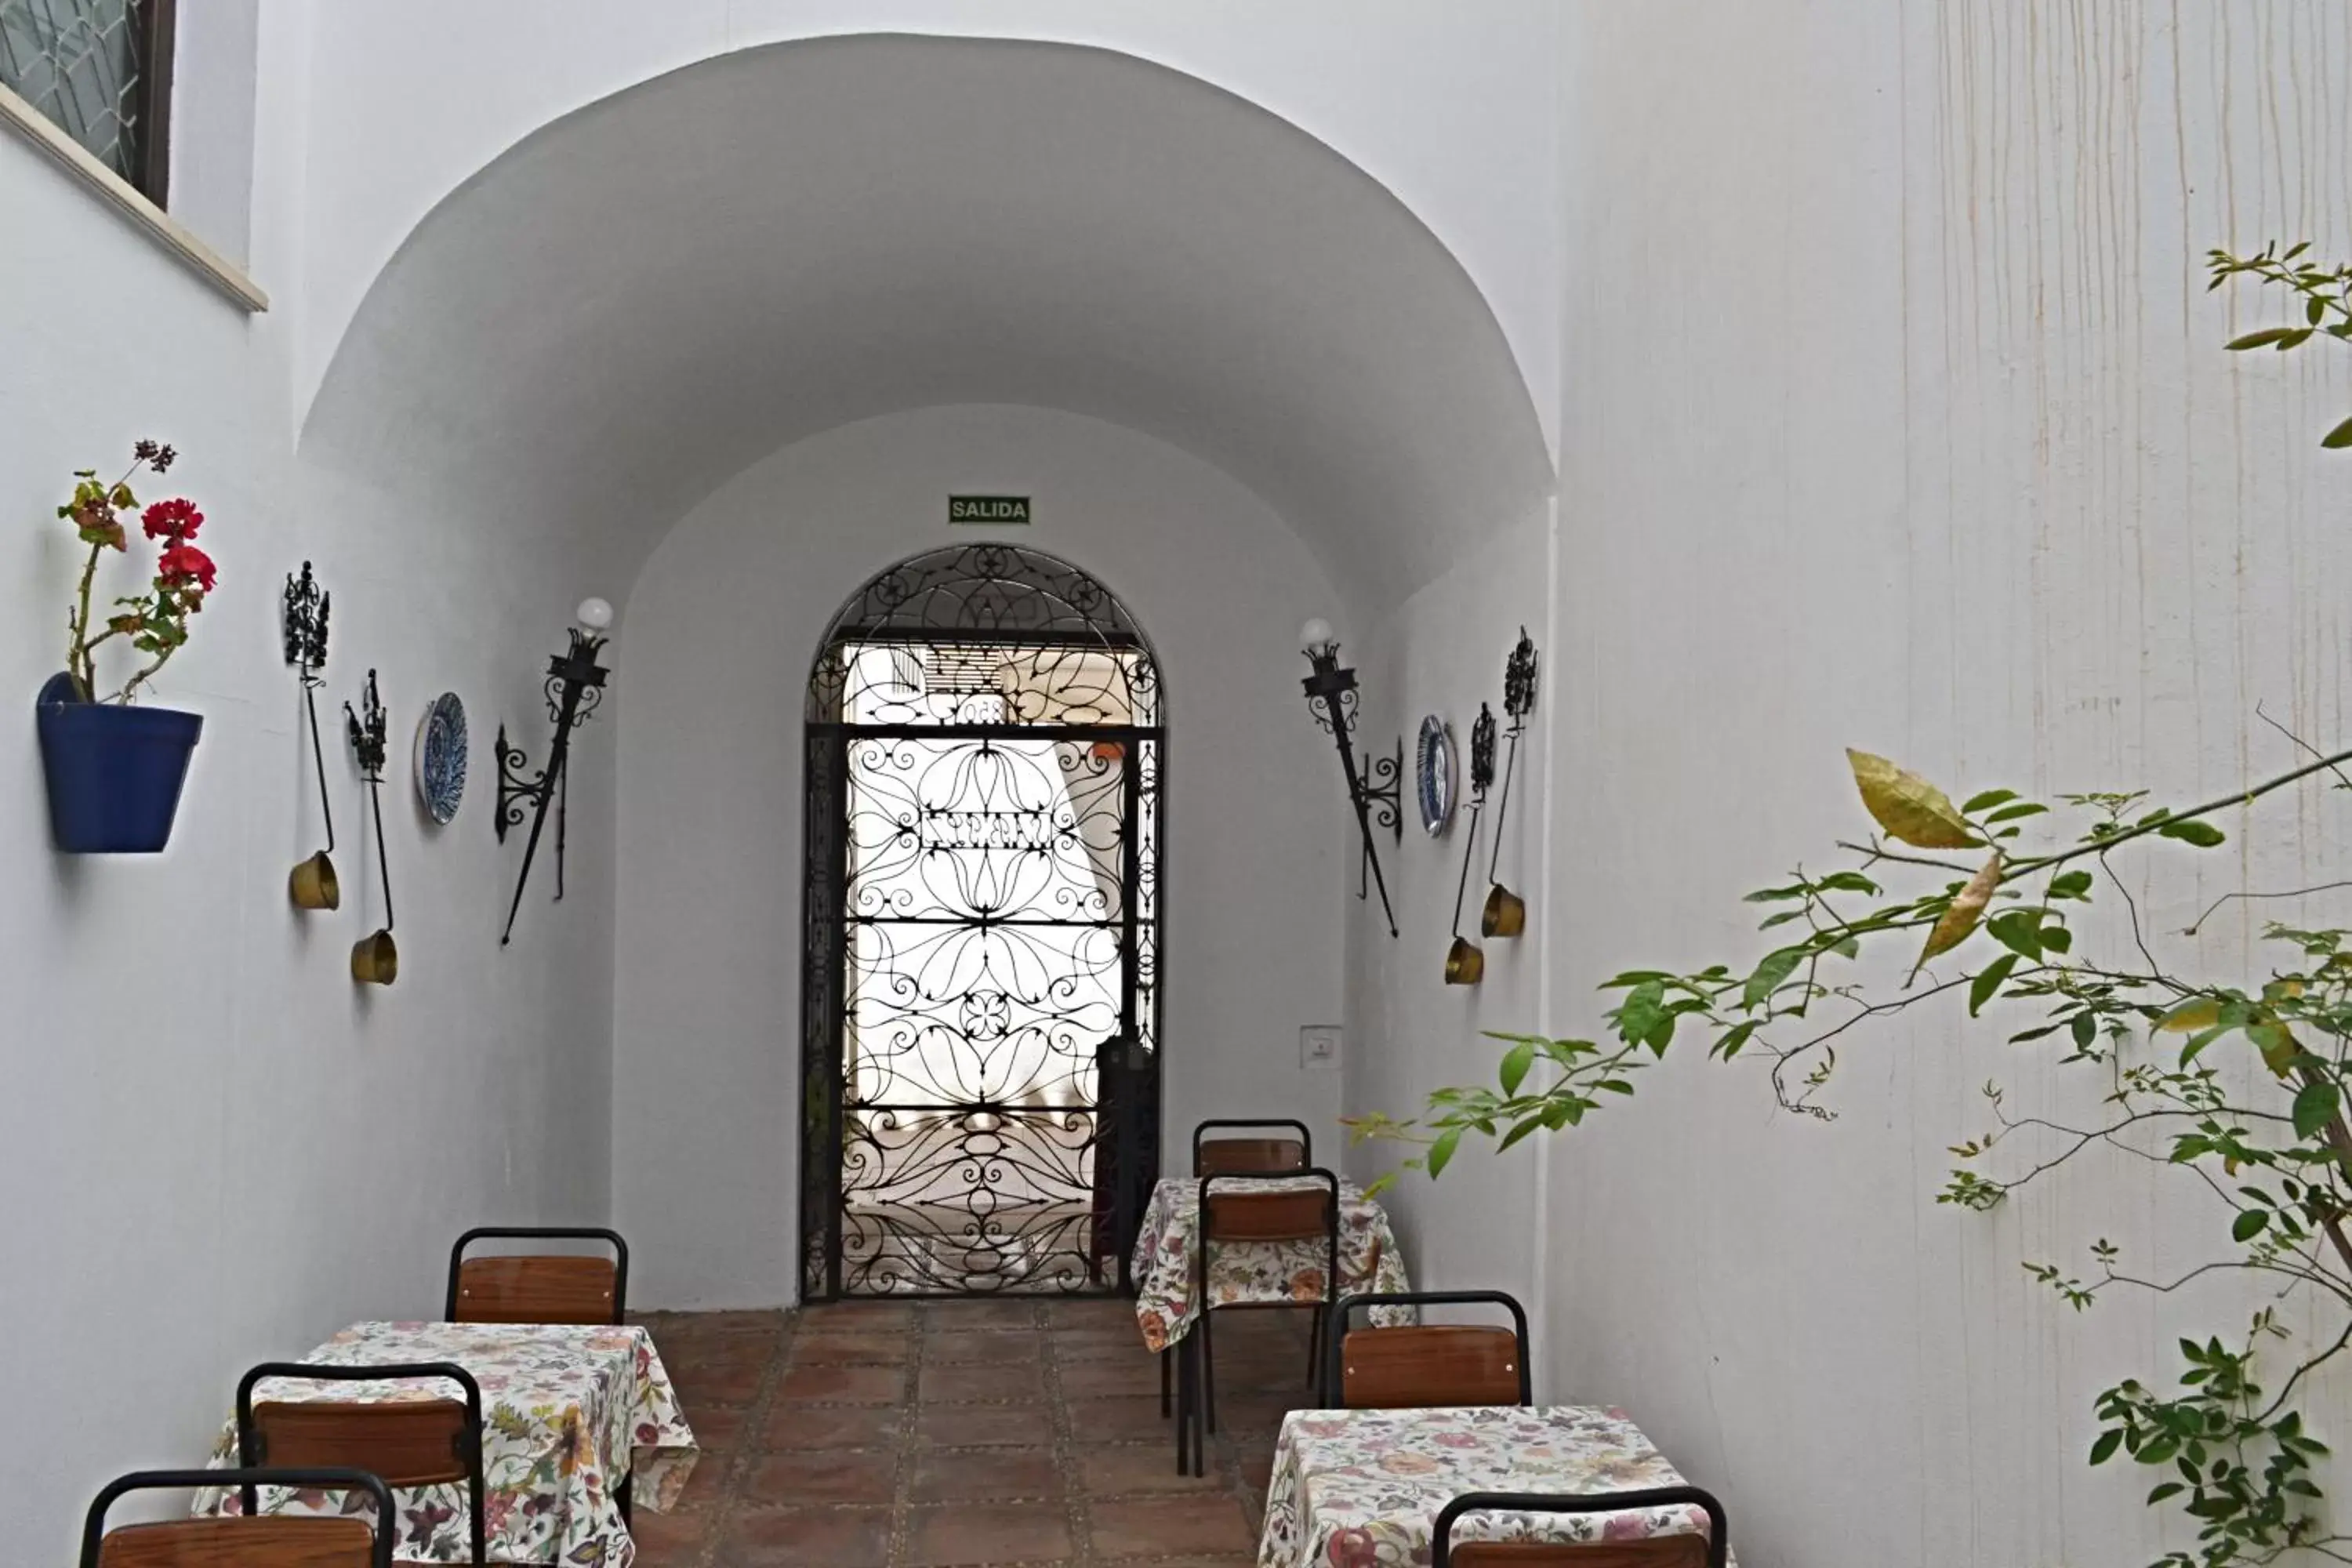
xmin=801 ymin=546 xmax=1163 ymax=1298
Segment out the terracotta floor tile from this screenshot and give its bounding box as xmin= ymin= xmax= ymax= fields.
xmin=791 ymin=1330 xmax=914 ymax=1365
xmin=720 ymin=1504 xmax=893 ymax=1568
xmin=673 ymin=1360 xmax=771 ymax=1407
xmin=1050 ymin=1327 xmax=1149 ymax=1362
xmin=919 ymin=1361 xmax=1046 ymax=1403
xmin=1058 ymin=1356 xmax=1164 ymax=1399
xmin=739 ymin=1448 xmax=900 ymax=1507
xmin=915 ymin=1403 xmax=1054 ymax=1448
xmin=1089 ymin=1495 xmax=1259 ymax=1558
xmin=923 ymin=1327 xmax=1044 ymax=1364
xmin=1065 ymin=1395 xmax=1171 ymax=1444
xmin=626 ymin=1504 xmax=707 ymax=1559
xmin=801 ymin=1302 xmax=918 ymax=1331
xmin=1080 ymin=1442 xmax=1229 ymax=1496
xmin=1049 ymin=1297 xmax=1143 ymax=1329
xmin=760 ymin=1401 xmax=903 ymax=1450
xmin=776 ymin=1363 xmax=907 ymax=1405
xmin=908 ymin=1445 xmax=1065 ymax=1502
xmin=923 ymin=1299 xmax=1047 ymax=1330
xmin=903 ymin=1501 xmax=1073 ymax=1566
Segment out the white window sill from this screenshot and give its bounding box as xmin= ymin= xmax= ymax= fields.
xmin=0 ymin=82 xmax=267 ymax=313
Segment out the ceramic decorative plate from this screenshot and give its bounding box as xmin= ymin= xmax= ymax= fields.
xmin=413 ymin=691 xmax=468 ymax=825
xmin=1416 ymin=713 xmax=1457 ymax=837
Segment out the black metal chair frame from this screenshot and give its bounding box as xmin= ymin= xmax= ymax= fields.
xmin=237 ymin=1360 xmax=487 ymax=1568
xmin=1432 ymin=1488 xmax=1730 ymax=1568
xmin=1174 ymin=1167 xmax=1341 ymax=1475
xmin=444 ymin=1224 xmax=630 ymax=1323
xmin=1189 ymin=1117 xmax=1314 ymax=1174
xmin=1323 ymin=1288 xmax=1533 ymax=1408
xmin=81 ymin=1467 xmax=397 ymax=1568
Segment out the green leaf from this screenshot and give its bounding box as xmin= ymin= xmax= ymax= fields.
xmin=1744 ymin=947 xmax=1805 ymax=1011
xmin=2227 ymin=326 xmax=2300 ymax=350
xmin=1986 ymin=802 xmax=2049 ymax=822
xmin=1497 ymin=1039 xmax=1537 ymax=1097
xmin=1969 ymin=953 xmax=2020 ymax=1015
xmin=1963 ymin=789 xmax=2019 ymax=812
xmin=2293 ymin=1079 xmax=2340 ymax=1140
xmin=1426 ymin=1127 xmax=1463 ymax=1179
xmin=2091 ymin=1428 xmax=2125 ymax=1465
xmin=2324 ymin=413 xmax=2352 ymax=449
xmin=2232 ymin=1208 xmax=2270 ymax=1242
xmin=2158 ymin=818 xmax=2227 ymax=848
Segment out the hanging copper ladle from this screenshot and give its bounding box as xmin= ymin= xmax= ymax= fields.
xmin=1444 ymin=703 xmax=1497 ymax=985
xmin=345 ymin=670 xmax=397 ymax=985
xmin=284 ymin=563 xmax=340 ymax=910
xmin=1479 ymin=628 xmax=1540 ymax=939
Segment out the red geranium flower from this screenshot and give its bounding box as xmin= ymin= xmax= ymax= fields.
xmin=142 ymin=497 xmax=203 ymax=542
xmin=158 ymin=541 xmax=217 ymax=593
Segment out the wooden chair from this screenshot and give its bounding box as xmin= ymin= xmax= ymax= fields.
xmin=1191 ymin=1117 xmax=1312 ymax=1175
xmin=1432 ymin=1488 xmax=1730 ymax=1568
xmin=1324 ymin=1289 xmax=1531 ymax=1409
xmin=445 ymin=1225 xmax=629 ymax=1326
xmin=1177 ymin=1167 xmax=1341 ymax=1475
xmin=80 ymin=1468 xmax=395 ymax=1568
xmin=237 ymin=1361 xmax=486 ymax=1567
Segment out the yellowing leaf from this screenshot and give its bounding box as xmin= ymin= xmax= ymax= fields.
xmin=2250 ymin=1021 xmax=2300 ymax=1078
xmin=1917 ymin=852 xmax=2002 ymax=970
xmin=2158 ymin=998 xmax=2223 ymax=1033
xmin=1847 ymin=750 xmax=1982 ymax=849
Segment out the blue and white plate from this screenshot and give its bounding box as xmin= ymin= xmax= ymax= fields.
xmin=413 ymin=691 xmax=468 ymax=825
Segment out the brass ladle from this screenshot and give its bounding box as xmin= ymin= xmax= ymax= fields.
xmin=1479 ymin=628 xmax=1540 ymax=939
xmin=284 ymin=563 xmax=339 ymax=910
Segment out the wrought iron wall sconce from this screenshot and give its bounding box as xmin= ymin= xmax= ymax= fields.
xmin=1444 ymin=703 xmax=1497 ymax=985
xmin=1480 ymin=628 xmax=1541 ymax=939
xmin=281 ymin=562 xmax=339 ymax=911
xmin=1298 ymin=618 xmax=1401 ymax=938
xmin=496 ymin=597 xmax=614 ymax=946
xmin=343 ymin=670 xmax=397 ymax=985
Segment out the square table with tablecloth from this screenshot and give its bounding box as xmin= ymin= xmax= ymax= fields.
xmin=198 ymin=1319 xmax=696 ymax=1566
xmin=1129 ymin=1173 xmax=1410 ymax=1351
xmin=1258 ymin=1403 xmax=1730 ymax=1568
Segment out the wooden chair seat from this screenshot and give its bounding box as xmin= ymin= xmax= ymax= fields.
xmin=1448 ymin=1539 xmax=1708 ymax=1568
xmin=1340 ymin=1323 xmax=1523 ymax=1408
xmin=452 ymin=1254 xmax=619 ymax=1325
xmin=79 ymin=1468 xmax=394 ymax=1568
xmin=96 ymin=1516 xmax=379 ymax=1568
xmin=1196 ymin=1136 xmax=1306 ymax=1174
xmin=1203 ymin=1185 xmax=1334 ymax=1243
xmin=246 ymin=1399 xmax=472 ymax=1486
xmin=445 ymin=1225 xmax=628 ymax=1326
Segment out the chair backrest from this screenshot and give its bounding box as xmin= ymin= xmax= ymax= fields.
xmin=1432 ymin=1489 xmax=1728 ymax=1568
xmin=1195 ymin=1168 xmax=1342 ymax=1306
xmin=1327 ymin=1290 xmax=1532 ymax=1408
xmin=238 ymin=1362 xmax=486 ymax=1567
xmin=1192 ymin=1118 xmax=1312 ymax=1175
xmin=80 ymin=1468 xmax=394 ymax=1568
xmin=446 ymin=1225 xmax=628 ymax=1324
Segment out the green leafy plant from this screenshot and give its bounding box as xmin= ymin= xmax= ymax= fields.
xmin=1353 ymin=246 xmax=2352 ymax=1565
xmin=2211 ymin=241 xmax=2352 ymax=449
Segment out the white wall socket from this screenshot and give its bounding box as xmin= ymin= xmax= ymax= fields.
xmin=1300 ymin=1024 xmax=1342 ymax=1070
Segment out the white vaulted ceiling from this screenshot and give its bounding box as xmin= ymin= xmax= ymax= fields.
xmin=303 ymin=34 xmax=1552 ymax=605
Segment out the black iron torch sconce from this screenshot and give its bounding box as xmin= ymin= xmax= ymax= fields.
xmin=496 ymin=597 xmax=614 ymax=946
xmin=1444 ymin=703 xmax=1498 ymax=985
xmin=1479 ymin=627 xmax=1540 ymax=941
xmin=1298 ymin=618 xmax=1402 ymax=938
xmin=344 ymin=670 xmax=397 ymax=986
xmin=282 ymin=562 xmax=339 ymax=912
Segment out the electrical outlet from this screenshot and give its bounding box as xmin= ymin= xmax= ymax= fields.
xmin=1300 ymin=1025 xmax=1342 ymax=1070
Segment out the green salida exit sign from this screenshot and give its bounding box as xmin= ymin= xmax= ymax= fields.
xmin=949 ymin=495 xmax=1031 ymax=526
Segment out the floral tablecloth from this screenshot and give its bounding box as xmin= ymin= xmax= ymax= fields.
xmin=1258 ymin=1404 xmax=1730 ymax=1568
xmin=198 ymin=1320 xmax=697 ymax=1566
xmin=1131 ymin=1174 xmax=1410 ymax=1352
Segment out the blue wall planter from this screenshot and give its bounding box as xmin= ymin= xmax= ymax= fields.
xmin=35 ymin=672 xmax=204 ymax=853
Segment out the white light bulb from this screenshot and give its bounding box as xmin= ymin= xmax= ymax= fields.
xmin=1299 ymin=617 xmax=1335 ymax=651
xmin=575 ymin=597 xmax=615 ymax=632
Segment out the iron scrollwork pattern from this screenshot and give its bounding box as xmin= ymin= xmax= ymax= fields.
xmin=803 ymin=546 xmax=1164 ymax=1298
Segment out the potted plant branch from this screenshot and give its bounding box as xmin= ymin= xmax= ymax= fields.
xmin=34 ymin=441 xmax=219 ymax=853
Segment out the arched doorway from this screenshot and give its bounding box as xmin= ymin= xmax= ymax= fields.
xmin=800 ymin=545 xmax=1163 ymax=1298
